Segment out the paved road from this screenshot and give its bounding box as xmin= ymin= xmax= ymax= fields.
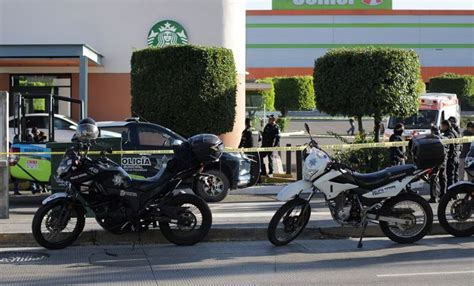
xmin=0 ymin=236 xmax=472 ymax=285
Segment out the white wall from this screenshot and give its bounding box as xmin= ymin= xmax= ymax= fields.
xmin=0 ymin=0 xmax=246 ymax=74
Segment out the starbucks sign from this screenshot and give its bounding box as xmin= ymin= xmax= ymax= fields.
xmin=147 ymin=20 xmax=188 ymax=48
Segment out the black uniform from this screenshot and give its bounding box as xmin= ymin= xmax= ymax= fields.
xmin=239 ymin=127 xmax=254 ymax=148
xmin=389 ymin=133 xmax=405 ymax=165
xmin=451 ymin=124 xmax=461 ymax=183
xmin=443 ymin=128 xmax=458 ymax=190
xmin=260 ymin=123 xmax=280 ymax=175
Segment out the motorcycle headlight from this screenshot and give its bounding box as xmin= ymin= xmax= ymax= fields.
xmin=303 ymin=161 xmax=318 ymax=181
xmin=57 ymin=157 xmax=73 ymax=177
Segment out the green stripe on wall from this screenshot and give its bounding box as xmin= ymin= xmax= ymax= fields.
xmin=247 ymin=44 xmax=474 ymax=49
xmin=246 ymin=23 xmax=474 ymax=28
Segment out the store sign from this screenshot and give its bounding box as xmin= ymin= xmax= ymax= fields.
xmin=147 ymin=20 xmax=189 ymax=48
xmin=272 ymin=0 xmax=392 ymax=10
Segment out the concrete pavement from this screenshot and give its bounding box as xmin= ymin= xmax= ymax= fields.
xmin=0 ymin=236 xmax=472 ymax=285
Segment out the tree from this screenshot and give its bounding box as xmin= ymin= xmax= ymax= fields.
xmin=131 ymin=45 xmax=237 ymax=137
xmin=429 ymin=73 xmax=474 ymax=110
xmin=314 ymin=47 xmax=421 ymax=142
xmin=274 ymin=76 xmax=315 ymax=117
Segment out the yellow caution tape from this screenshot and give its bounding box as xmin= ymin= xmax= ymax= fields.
xmin=2 ymin=136 xmax=474 ymax=156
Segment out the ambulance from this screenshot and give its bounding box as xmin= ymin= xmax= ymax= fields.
xmin=385 ymin=93 xmax=460 ymax=140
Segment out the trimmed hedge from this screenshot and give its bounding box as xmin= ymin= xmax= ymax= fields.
xmin=429 ymin=73 xmax=474 ymax=109
xmin=314 ymin=47 xmax=421 ymax=141
xmin=256 ymin=78 xmax=275 ymax=111
xmin=274 ymin=76 xmax=315 ymax=117
xmin=131 ymin=45 xmax=237 ymax=137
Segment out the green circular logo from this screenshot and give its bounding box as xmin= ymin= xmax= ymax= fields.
xmin=147 ymin=20 xmax=188 ymax=48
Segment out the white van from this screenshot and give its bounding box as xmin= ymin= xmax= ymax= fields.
xmin=385 ymin=93 xmax=460 ymax=140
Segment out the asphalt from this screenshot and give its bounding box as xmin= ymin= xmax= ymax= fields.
xmin=0 ymin=236 xmax=472 ymax=285
xmin=0 ymin=186 xmax=452 ymax=248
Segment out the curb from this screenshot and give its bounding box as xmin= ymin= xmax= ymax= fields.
xmin=0 ymin=224 xmax=448 ymax=248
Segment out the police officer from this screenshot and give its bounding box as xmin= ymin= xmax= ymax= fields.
xmin=440 ymin=120 xmax=458 ymax=193
xmin=429 ymin=125 xmax=444 ymax=203
xmin=239 ymin=118 xmax=254 ymax=149
xmin=448 ymin=116 xmax=461 ymax=182
xmin=260 ymin=115 xmax=280 ymax=176
xmin=389 ymin=123 xmax=406 ymax=166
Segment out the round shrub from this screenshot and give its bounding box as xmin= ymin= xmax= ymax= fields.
xmin=131 ymin=45 xmax=237 ymax=137
xmin=429 ymin=73 xmax=474 ymax=110
xmin=274 ymin=76 xmax=315 ymax=117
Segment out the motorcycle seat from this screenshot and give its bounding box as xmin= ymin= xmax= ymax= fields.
xmin=131 ymin=168 xmax=173 ymax=192
xmin=353 ymin=164 xmax=417 ymax=190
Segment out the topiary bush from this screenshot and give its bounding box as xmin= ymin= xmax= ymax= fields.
xmin=314 ymin=47 xmax=421 ymax=142
xmin=131 ymin=45 xmax=237 ymax=137
xmin=256 ymin=78 xmax=275 ymax=111
xmin=273 ymin=76 xmax=315 ymax=117
xmin=429 ymin=73 xmax=474 ymax=110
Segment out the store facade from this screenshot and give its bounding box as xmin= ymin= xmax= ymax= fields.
xmin=0 ymin=0 xmax=246 ymax=146
xmin=246 ymin=0 xmax=474 ymax=80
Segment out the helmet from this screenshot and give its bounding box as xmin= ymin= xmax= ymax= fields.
xmin=188 ymin=134 xmax=223 ymax=163
xmin=75 ymin=118 xmax=99 ymax=142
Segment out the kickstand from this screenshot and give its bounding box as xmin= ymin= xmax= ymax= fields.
xmin=357 ymin=221 xmax=368 ymax=249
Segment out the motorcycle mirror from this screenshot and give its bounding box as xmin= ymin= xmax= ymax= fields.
xmin=304 ymin=123 xmax=311 ymax=134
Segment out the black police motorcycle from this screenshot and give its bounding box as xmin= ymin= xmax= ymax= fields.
xmin=437 ymin=161 xmax=474 ymax=237
xmin=32 ymin=119 xmax=221 ymax=249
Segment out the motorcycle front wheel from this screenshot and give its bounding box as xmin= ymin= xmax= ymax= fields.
xmin=31 ymin=200 xmax=85 ymax=250
xmin=379 ymin=193 xmax=433 ymax=244
xmin=438 ymin=188 xmax=473 ymax=237
xmin=267 ymin=198 xmax=311 ymax=246
xmin=159 ymin=194 xmax=212 ymax=245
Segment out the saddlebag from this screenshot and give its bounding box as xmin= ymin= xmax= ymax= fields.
xmin=410 ymin=134 xmax=445 ymax=169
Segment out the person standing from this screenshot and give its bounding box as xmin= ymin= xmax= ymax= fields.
xmin=440 ymin=120 xmax=458 ymax=193
xmin=448 ymin=117 xmax=461 ymax=183
xmin=429 ymin=125 xmax=444 ymax=203
xmin=389 ymin=123 xmax=406 ymax=166
xmin=347 ymin=118 xmax=355 ymax=136
xmin=459 ymin=121 xmax=474 ymax=181
xmin=260 ymin=115 xmax=280 ymax=176
xmin=239 ymin=118 xmax=254 ymax=148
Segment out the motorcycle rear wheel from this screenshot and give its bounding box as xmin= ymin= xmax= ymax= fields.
xmin=267 ymin=198 xmax=311 ymax=246
xmin=159 ymin=194 xmax=212 ymax=245
xmin=438 ymin=188 xmax=473 ymax=237
xmin=32 ymin=200 xmax=85 ymax=250
xmin=379 ymin=193 xmax=433 ymax=244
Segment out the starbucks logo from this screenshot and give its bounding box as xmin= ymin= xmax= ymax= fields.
xmin=147 ymin=20 xmax=188 ymax=48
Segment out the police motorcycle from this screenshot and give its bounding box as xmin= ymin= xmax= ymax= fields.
xmin=268 ymin=123 xmax=437 ymax=247
xmin=437 ymin=161 xmax=474 ymax=237
xmin=32 ymin=118 xmax=221 ymax=250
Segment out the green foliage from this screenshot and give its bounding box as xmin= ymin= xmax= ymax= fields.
xmin=429 ymin=73 xmax=474 ymax=110
xmin=314 ymin=47 xmax=421 ymax=141
xmin=416 ymin=76 xmax=426 ymax=95
xmin=131 ymin=45 xmax=237 ymax=137
xmin=332 ymin=133 xmax=391 ymax=173
xmin=276 ymin=117 xmax=290 ymax=132
xmin=273 ymin=76 xmax=316 ymax=117
xmin=256 ymin=78 xmax=275 ymax=111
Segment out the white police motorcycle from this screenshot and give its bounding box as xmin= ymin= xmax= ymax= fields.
xmin=267 ymin=124 xmax=434 ymax=247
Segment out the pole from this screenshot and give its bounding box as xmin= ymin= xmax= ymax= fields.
xmin=0 ymin=91 xmax=9 ymax=219
xmin=286 ymin=143 xmax=292 ymax=175
xmin=79 ymin=55 xmax=88 ymax=119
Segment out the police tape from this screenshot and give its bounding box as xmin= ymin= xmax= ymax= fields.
xmin=2 ymin=136 xmax=474 ymax=156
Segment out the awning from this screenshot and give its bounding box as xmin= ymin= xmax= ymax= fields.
xmin=0 ymin=44 xmax=104 ymax=118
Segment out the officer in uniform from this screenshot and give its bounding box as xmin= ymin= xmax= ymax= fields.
xmin=448 ymin=116 xmax=461 ymax=183
xmin=389 ymin=123 xmax=406 ymax=166
xmin=260 ymin=115 xmax=280 ymax=176
xmin=440 ymin=120 xmax=458 ymax=194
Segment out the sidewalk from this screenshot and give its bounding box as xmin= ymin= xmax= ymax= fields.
xmin=0 ymin=186 xmax=447 ymax=247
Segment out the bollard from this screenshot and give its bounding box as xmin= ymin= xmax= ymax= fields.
xmin=296 ymin=148 xmax=302 ymax=180
xmin=0 ymin=91 xmax=9 ymax=219
xmin=286 ymin=144 xmax=292 ymax=175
